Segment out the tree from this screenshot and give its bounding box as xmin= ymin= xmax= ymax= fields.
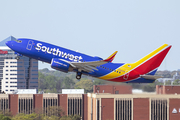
xmin=45 ymin=106 xmax=65 ymax=118
xmin=93 ymin=79 xmax=105 ymax=85
xmin=12 ymin=113 xmax=39 ymax=120
xmin=173 ymin=79 xmax=180 ymax=85
xmin=75 ymin=79 xmax=93 ymax=93
xmin=142 ymin=83 xmax=156 ymax=92
xmin=165 ymin=80 xmax=171 ymax=85
xmin=60 ymin=115 xmax=81 ymax=120
xmin=62 ymin=77 xmax=75 ymax=89
xmin=0 ymin=114 xmax=11 ymax=120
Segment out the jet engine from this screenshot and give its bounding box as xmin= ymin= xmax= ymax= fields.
xmin=51 ymin=58 xmax=72 ymax=73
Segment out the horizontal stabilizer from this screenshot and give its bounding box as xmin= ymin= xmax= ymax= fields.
xmin=140 ymin=75 xmax=162 ymax=80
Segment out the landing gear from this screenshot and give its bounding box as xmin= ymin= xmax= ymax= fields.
xmin=76 ymin=72 xmax=82 ymax=80
xmin=76 ymin=75 xmax=81 ymax=80
xmin=15 ymin=52 xmax=22 ymax=60
xmin=16 ymin=56 xmax=20 ymax=60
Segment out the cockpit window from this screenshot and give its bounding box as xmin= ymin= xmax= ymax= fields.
xmin=15 ymin=40 xmax=22 ymax=43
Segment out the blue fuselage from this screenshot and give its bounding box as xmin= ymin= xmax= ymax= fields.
xmin=6 ymin=38 xmax=124 ymax=78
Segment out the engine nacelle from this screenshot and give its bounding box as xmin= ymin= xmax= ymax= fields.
xmin=51 ymin=58 xmax=70 ymax=73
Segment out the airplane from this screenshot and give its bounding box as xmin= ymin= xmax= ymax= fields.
xmin=6 ymin=37 xmax=171 ymax=83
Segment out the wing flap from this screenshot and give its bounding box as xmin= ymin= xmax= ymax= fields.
xmin=69 ymin=51 xmax=118 ymax=73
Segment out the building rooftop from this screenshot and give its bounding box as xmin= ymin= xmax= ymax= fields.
xmin=0 ymin=36 xmax=16 ymax=46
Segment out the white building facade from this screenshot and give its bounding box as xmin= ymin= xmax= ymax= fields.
xmin=0 ymin=36 xmax=38 ymax=94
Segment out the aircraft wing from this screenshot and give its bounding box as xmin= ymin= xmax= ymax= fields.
xmin=69 ymin=51 xmax=118 ymax=72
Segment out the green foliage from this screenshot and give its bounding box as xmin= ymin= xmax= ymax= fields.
xmin=62 ymin=77 xmax=75 ymax=89
xmin=93 ymin=79 xmax=105 ymax=85
xmin=38 ymin=71 xmax=63 ymax=93
xmin=2 ymin=116 xmax=11 ymax=120
xmin=12 ymin=113 xmax=39 ymax=120
xmin=71 ymin=114 xmax=81 ymax=120
xmin=38 ymin=68 xmax=180 ymax=93
xmin=75 ymin=79 xmax=93 ymax=93
xmin=6 ymin=106 xmax=78 ymax=120
xmin=165 ymin=80 xmax=171 ymax=85
xmin=60 ymin=115 xmax=81 ymax=120
xmin=45 ymin=106 xmax=65 ymax=118
xmin=142 ymin=81 xmax=163 ymax=92
xmin=0 ymin=114 xmax=11 ymax=120
xmin=173 ymin=79 xmax=180 ymax=85
xmin=142 ymin=83 xmax=156 ymax=92
xmin=156 ymin=70 xmax=172 ymax=78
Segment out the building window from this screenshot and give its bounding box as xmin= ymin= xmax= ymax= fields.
xmin=30 ymin=86 xmax=38 ymax=87
xmin=68 ymin=98 xmax=82 ymax=117
xmin=10 ymin=82 xmax=17 ymax=83
xmin=115 ymin=99 xmax=132 ymax=120
xmin=30 ymin=82 xmax=38 ymax=83
xmin=97 ymin=100 xmax=100 ymax=120
xmin=43 ymin=98 xmax=58 ymax=115
xmin=10 ymin=74 xmax=24 ymax=75
xmin=115 ymin=91 xmax=119 ymax=94
xmin=151 ymin=99 xmax=167 ymax=120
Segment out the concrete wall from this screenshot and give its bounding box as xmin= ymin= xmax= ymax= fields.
xmin=94 ymin=85 xmax=132 ymax=94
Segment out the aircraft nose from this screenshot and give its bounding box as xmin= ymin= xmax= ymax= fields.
xmin=6 ymin=41 xmax=12 ymax=47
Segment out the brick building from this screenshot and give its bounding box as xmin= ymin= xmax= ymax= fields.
xmin=156 ymin=85 xmax=180 ymax=94
xmin=1 ymin=85 xmax=180 ymax=120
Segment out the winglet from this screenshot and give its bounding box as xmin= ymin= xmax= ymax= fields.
xmin=104 ymin=51 xmax=118 ymax=62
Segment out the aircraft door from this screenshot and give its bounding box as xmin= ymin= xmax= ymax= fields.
xmin=26 ymin=40 xmax=34 ymax=50
xmin=123 ymin=70 xmax=129 ymax=80
xmin=121 ymin=66 xmax=129 ymax=80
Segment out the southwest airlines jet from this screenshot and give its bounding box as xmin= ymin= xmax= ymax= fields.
xmin=6 ymin=38 xmax=171 ymax=83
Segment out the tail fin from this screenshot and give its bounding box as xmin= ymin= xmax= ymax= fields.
xmin=134 ymin=44 xmax=171 ymax=75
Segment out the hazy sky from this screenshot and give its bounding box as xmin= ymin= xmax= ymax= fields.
xmin=0 ymin=1 xmax=179 ymax=71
